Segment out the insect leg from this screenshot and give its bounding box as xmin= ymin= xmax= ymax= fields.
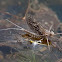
xmin=46 ymin=37 xmax=50 ymax=50
xmin=55 ymin=33 xmax=62 ymax=35
xmin=49 ymin=22 xmax=53 ymax=31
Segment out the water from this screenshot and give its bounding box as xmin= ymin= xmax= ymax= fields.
xmin=0 ymin=0 xmax=62 ymax=62
xmin=39 ymin=0 xmax=62 ymax=22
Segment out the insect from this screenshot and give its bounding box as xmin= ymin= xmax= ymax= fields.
xmin=0 ymin=0 xmax=62 ymax=51
xmin=0 ymin=1 xmax=62 ymax=62
xmin=24 ymin=13 xmax=62 ymax=50
xmin=0 ymin=12 xmax=61 ymax=51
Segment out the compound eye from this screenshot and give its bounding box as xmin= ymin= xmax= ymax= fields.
xmin=37 ymin=40 xmax=41 ymax=43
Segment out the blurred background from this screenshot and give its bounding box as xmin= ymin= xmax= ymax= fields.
xmin=0 ymin=0 xmax=62 ymax=62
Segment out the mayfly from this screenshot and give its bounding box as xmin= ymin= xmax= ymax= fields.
xmin=0 ymin=0 xmax=62 ymax=51
xmin=0 ymin=13 xmax=62 ymax=51
xmin=24 ymin=13 xmax=62 ymax=50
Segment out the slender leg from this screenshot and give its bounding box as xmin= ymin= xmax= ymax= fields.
xmin=49 ymin=23 xmax=53 ymax=31
xmin=46 ymin=37 xmax=50 ymax=50
xmin=55 ymin=33 xmax=62 ymax=35
xmin=0 ymin=19 xmax=37 ymax=35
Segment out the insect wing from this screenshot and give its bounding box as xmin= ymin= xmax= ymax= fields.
xmin=26 ymin=13 xmax=45 ymax=35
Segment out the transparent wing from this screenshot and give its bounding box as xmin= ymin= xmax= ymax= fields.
xmin=26 ymin=13 xmax=45 ymax=35
xmin=26 ymin=4 xmax=60 ymax=33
